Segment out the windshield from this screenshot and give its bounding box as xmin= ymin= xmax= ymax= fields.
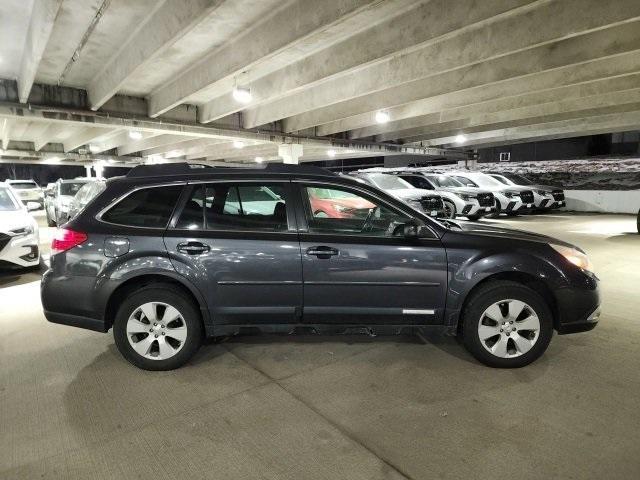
xmin=452 ymin=176 xmax=478 ymax=188
xmin=426 ymin=175 xmax=465 ymax=188
xmin=60 ymin=182 xmax=88 ymax=196
xmin=491 ymin=175 xmax=510 ymax=185
xmin=461 ymin=174 xmax=504 ymax=189
xmin=0 ymin=187 xmax=20 ymax=211
xmin=9 ymin=181 xmax=38 ymax=189
xmin=503 ymin=173 xmax=534 ymax=185
xmin=369 ymin=174 xmax=413 ymax=190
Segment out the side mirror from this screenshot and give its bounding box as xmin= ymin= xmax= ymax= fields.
xmin=26 ymin=202 xmax=40 ymax=212
xmin=403 ymin=221 xmax=430 ymax=239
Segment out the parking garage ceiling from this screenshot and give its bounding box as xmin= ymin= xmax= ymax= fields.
xmin=0 ymin=0 xmax=639 ymax=167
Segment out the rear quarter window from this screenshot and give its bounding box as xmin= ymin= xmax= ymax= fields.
xmin=101 ymin=185 xmax=183 ymax=228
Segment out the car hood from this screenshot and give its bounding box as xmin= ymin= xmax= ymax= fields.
xmin=387 ymin=188 xmax=438 ymax=200
xmin=448 ymin=221 xmax=576 ymax=249
xmin=0 ymin=209 xmax=36 ymax=232
xmin=440 ymin=187 xmax=490 ymax=195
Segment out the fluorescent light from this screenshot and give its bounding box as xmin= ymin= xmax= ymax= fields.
xmin=455 ymin=134 xmax=467 ymax=144
xmin=232 ymin=86 xmax=252 ymax=103
xmin=233 ymin=140 xmax=245 ymax=149
xmin=375 ymin=110 xmax=390 ymax=124
xmin=89 ymin=144 xmax=100 ymax=153
xmin=128 ymin=130 xmax=143 ymax=140
xmin=327 ymin=149 xmax=337 ymax=157
xmin=255 ymin=156 xmax=264 ymax=163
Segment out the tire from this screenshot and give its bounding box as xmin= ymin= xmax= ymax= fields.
xmin=443 ymin=200 xmax=456 ymax=219
xmin=46 ymin=208 xmax=56 ymax=227
xmin=488 ymin=200 xmax=501 ymax=218
xmin=461 ymin=280 xmax=553 ymax=368
xmin=113 ymin=284 xmax=203 ymax=370
xmin=466 ymin=214 xmax=481 ymax=221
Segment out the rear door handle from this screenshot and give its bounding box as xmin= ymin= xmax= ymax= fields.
xmin=306 ymin=246 xmax=339 ymax=259
xmin=177 ymin=241 xmax=210 ymax=255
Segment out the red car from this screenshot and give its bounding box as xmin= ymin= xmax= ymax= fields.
xmin=308 ymin=187 xmax=375 ymax=218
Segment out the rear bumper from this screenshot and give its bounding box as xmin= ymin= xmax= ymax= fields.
xmin=43 ymin=310 xmax=108 ymax=332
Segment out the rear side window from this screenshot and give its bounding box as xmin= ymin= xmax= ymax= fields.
xmin=174 ymin=183 xmax=289 ymax=232
xmin=102 ymin=185 xmax=182 ymax=228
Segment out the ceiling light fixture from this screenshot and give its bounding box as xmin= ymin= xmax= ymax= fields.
xmin=233 ymin=140 xmax=246 ymax=149
xmin=327 ymin=149 xmax=337 ymax=157
xmin=232 ymin=86 xmax=252 ymax=104
xmin=375 ymin=110 xmax=390 ymax=124
xmin=128 ymin=130 xmax=143 ymax=140
xmin=455 ymin=134 xmax=467 ymax=144
xmin=89 ymin=144 xmax=100 ymax=153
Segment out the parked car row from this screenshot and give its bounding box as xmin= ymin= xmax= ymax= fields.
xmin=353 ymin=168 xmax=565 ymax=220
xmin=44 ymin=177 xmax=106 ymax=226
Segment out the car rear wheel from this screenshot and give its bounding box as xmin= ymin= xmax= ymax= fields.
xmin=46 ymin=208 xmax=56 ymax=227
xmin=443 ymin=200 xmax=456 ymax=219
xmin=113 ymin=284 xmax=203 ymax=370
xmin=461 ymin=280 xmax=553 ymax=368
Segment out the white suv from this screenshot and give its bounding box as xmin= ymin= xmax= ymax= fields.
xmin=6 ymin=180 xmax=44 ymax=209
xmin=393 ymin=172 xmax=496 ymax=220
xmin=0 ymin=183 xmax=40 ymax=269
xmin=445 ymin=171 xmax=535 ymax=216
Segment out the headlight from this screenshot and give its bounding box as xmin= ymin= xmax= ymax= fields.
xmin=9 ymin=225 xmax=34 ymax=237
xmin=550 ymin=244 xmax=594 ymax=272
xmin=455 ymin=193 xmax=472 ymax=201
xmin=503 ymin=191 xmax=514 ymax=198
xmin=333 ymin=204 xmax=348 ymax=212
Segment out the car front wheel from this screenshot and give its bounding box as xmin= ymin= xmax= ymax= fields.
xmin=113 ymin=284 xmax=203 ymax=370
xmin=461 ymin=280 xmax=553 ymax=368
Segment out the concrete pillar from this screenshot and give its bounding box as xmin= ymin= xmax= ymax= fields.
xmin=84 ymin=165 xmax=93 ymax=177
xmin=278 ymin=143 xmax=303 ymax=164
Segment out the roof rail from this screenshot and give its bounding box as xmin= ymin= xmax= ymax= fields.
xmin=126 ymin=162 xmax=210 ymax=178
xmin=264 ymin=163 xmax=336 ymax=176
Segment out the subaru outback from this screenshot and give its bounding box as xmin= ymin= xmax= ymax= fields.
xmin=41 ymin=163 xmax=600 ymax=370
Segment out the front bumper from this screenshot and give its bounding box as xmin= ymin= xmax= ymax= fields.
xmin=555 ymin=271 xmax=600 ymax=334
xmin=461 ymin=202 xmax=495 ymax=216
xmin=557 ymin=306 xmax=600 ymax=334
xmin=0 ymin=232 xmax=40 ymax=268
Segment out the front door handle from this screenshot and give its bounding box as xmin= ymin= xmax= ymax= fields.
xmin=306 ymin=246 xmax=339 ymax=259
xmin=177 ymin=241 xmax=210 ymax=255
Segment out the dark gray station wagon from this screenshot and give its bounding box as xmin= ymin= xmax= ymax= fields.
xmin=42 ymin=163 xmax=600 ymax=370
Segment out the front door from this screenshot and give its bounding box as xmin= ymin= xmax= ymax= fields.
xmin=164 ymin=181 xmax=302 ymax=325
xmin=295 ymin=182 xmax=447 ymax=325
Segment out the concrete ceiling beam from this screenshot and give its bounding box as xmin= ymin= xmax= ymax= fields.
xmin=87 ymin=0 xmax=221 ymax=110
xmin=62 ymin=126 xmax=117 ymax=152
xmin=408 ymin=108 xmax=640 ymax=147
xmin=278 ymin=18 xmax=640 ymax=133
xmin=374 ymin=87 xmax=640 ymax=142
xmin=17 ymin=0 xmax=62 ymax=103
xmin=147 ymin=0 xmax=380 ymax=118
xmin=350 ymin=73 xmax=640 ymax=140
xmin=198 ymin=0 xmax=535 ymax=123
xmin=117 ymin=134 xmax=197 ymax=156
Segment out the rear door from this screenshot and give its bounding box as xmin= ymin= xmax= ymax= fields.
xmin=294 ymin=181 xmax=448 ymax=325
xmin=164 ymin=180 xmax=303 ymax=326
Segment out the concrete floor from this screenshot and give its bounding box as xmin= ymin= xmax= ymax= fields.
xmin=1 ymin=212 xmax=639 ymax=479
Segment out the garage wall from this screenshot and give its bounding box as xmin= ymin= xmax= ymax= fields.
xmin=564 ymin=190 xmax=640 ymax=214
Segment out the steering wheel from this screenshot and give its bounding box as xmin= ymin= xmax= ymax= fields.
xmin=361 ymin=206 xmax=380 ymax=233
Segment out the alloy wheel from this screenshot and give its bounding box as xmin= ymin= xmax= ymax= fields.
xmin=477 ymin=299 xmax=540 ymax=358
xmin=126 ymin=302 xmax=188 ymax=360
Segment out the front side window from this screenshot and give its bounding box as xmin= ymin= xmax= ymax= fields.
xmin=304 ymin=185 xmax=412 ymax=237
xmin=175 ymin=183 xmax=289 ymax=232
xmin=102 ymin=185 xmax=183 ymax=228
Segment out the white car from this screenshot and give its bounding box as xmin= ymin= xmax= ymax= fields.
xmin=487 ymin=172 xmax=565 ymax=210
xmin=0 ymin=183 xmax=40 ymax=269
xmin=45 ymin=178 xmax=92 ymax=226
xmin=445 ymin=171 xmax=535 ymax=216
xmin=6 ymin=179 xmax=44 ymax=209
xmin=392 ymin=172 xmax=496 ymax=220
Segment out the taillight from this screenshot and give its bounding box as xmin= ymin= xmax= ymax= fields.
xmin=51 ymin=228 xmax=88 ymax=255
